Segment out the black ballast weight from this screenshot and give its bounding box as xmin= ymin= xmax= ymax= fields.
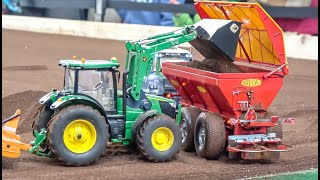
xmin=190 ymin=19 xmax=242 ymax=62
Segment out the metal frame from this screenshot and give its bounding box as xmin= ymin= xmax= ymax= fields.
xmin=19 ymin=0 xmax=318 ymax=21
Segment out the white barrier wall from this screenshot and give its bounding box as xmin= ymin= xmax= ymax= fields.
xmin=2 ymin=15 xmax=318 ymax=60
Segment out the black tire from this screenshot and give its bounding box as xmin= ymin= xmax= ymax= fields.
xmin=32 ymin=105 xmax=54 ymax=133
xmin=180 ymin=107 xmax=202 ymax=152
xmin=137 ymin=114 xmax=182 ymax=162
xmin=47 ymin=105 xmax=109 ymax=166
xmin=130 ymin=111 xmax=158 ymax=149
xmin=194 ymin=112 xmax=226 ymax=160
xmin=265 ymin=112 xmax=282 ymax=160
xmin=266 ymin=113 xmax=283 ymax=139
xmin=31 ymin=105 xmax=54 ymax=153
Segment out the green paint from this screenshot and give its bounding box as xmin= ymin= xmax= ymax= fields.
xmin=146 ymin=94 xmax=176 ymax=104
xmin=50 ymin=90 xmax=58 ymax=103
xmin=59 ymin=59 xmax=120 ymax=69
xmin=176 ymin=104 xmax=182 ymax=124
xmin=31 ymin=25 xmax=196 ymax=157
xmin=125 ymin=25 xmax=197 ymax=101
xmin=28 ymin=129 xmax=52 ymax=157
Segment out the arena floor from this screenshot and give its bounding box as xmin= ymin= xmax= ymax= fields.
xmin=2 ymin=29 xmax=318 ymax=180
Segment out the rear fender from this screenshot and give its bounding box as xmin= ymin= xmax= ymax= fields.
xmin=50 ymin=95 xmax=107 ymax=122
xmin=146 ymin=94 xmax=177 ymax=119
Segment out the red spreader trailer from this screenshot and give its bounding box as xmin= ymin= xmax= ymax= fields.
xmin=162 ymin=1 xmax=294 ymax=160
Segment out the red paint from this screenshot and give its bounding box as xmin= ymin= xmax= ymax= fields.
xmin=162 ymin=2 xmax=294 ymax=159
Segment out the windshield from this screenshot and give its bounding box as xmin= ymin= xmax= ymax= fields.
xmin=64 ymin=68 xmax=75 ymax=92
xmin=78 ymin=70 xmax=115 ymax=111
xmin=152 ymin=53 xmax=191 ymax=72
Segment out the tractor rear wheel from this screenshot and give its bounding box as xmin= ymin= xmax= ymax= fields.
xmin=32 ymin=105 xmax=54 ymax=153
xmin=194 ymin=112 xmax=226 ymax=160
xmin=137 ymin=114 xmax=182 ymax=162
xmin=47 ymin=105 xmax=109 ymax=166
xmin=180 ymin=107 xmax=202 ymax=152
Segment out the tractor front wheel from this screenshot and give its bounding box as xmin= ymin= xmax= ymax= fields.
xmin=47 ymin=105 xmax=109 ymax=166
xmin=32 ymin=105 xmax=54 ymax=154
xmin=137 ymin=114 xmax=182 ymax=162
xmin=194 ymin=112 xmax=226 ymax=160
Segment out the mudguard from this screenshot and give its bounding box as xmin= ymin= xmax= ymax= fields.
xmin=50 ymin=94 xmax=106 ymax=119
xmin=131 ymin=110 xmax=158 ymax=143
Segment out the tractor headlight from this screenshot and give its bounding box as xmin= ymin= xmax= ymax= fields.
xmin=39 ymin=93 xmax=52 ymax=104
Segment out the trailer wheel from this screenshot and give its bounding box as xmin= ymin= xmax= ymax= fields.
xmin=265 ymin=112 xmax=283 ymax=139
xmin=265 ymin=112 xmax=283 ymax=160
xmin=180 ymin=107 xmax=202 ymax=152
xmin=47 ymin=105 xmax=109 ymax=166
xmin=137 ymin=114 xmax=182 ymax=162
xmin=194 ymin=112 xmax=226 ymax=160
xmin=32 ymin=105 xmax=54 ymax=154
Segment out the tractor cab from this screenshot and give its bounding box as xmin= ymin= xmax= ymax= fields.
xmin=45 ymin=58 xmax=120 ymax=112
xmin=152 ymin=47 xmax=192 ymax=73
xmin=142 ymin=47 xmax=192 ymax=101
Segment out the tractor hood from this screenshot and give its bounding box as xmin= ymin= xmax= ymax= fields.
xmin=194 ymin=1 xmax=288 ymax=74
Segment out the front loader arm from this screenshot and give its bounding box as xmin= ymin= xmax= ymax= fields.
xmin=125 ymin=26 xmax=197 ymax=101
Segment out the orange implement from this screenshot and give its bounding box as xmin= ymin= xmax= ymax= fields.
xmin=2 ymin=109 xmax=31 ymax=158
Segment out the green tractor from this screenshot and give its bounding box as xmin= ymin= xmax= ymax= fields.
xmin=31 ymin=25 xmax=198 ymax=166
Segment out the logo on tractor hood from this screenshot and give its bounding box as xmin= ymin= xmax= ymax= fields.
xmin=241 ymin=79 xmax=261 ymax=87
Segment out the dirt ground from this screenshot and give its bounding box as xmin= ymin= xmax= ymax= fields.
xmin=2 ymin=29 xmax=318 ymax=180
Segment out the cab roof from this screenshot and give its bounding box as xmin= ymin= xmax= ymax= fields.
xmin=59 ymin=59 xmax=120 ymax=69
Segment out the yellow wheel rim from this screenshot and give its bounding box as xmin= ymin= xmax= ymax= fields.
xmin=151 ymin=127 xmax=174 ymax=152
xmin=63 ymin=119 xmax=97 ymax=154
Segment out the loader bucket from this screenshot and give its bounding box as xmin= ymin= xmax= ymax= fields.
xmin=2 ymin=109 xmax=31 ymax=158
xmin=190 ymin=19 xmax=242 ymax=61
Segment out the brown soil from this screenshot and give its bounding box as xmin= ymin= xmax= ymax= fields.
xmin=1 ymin=29 xmax=318 ymax=180
xmin=2 ymin=90 xmax=47 ymax=133
xmin=185 ymin=58 xmax=245 ymax=73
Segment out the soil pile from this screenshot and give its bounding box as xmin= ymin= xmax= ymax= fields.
xmin=2 ymin=90 xmax=47 ymax=133
xmin=185 ymin=58 xmax=245 ymax=73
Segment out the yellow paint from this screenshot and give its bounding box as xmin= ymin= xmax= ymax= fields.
xmin=151 ymin=127 xmax=174 ymax=152
xmin=197 ymin=86 xmax=207 ymax=93
xmin=197 ymin=1 xmax=284 ymax=66
xmin=170 ymin=79 xmax=179 ymax=86
xmin=63 ymin=119 xmax=97 ymax=154
xmin=241 ymin=79 xmax=261 ymax=87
